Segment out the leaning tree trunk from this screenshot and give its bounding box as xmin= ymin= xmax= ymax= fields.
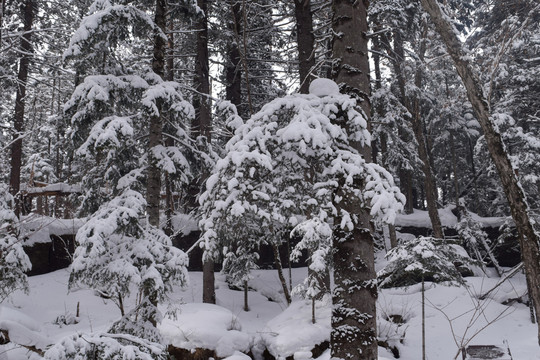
xmin=409 ymin=20 xmax=444 ymax=239
xmin=330 ymin=0 xmax=377 ymax=358
xmin=9 ymin=0 xmax=34 ymax=218
xmin=194 ymin=0 xmax=215 ymax=305
xmin=294 ymin=0 xmax=316 ymax=94
xmin=420 ymin=0 xmax=540 ymax=344
xmin=390 ymin=31 xmax=415 ymax=214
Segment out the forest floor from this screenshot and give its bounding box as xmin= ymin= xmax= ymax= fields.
xmin=1 ymin=257 xmax=539 ymax=359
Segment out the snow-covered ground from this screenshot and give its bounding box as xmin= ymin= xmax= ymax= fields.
xmin=1 ymin=262 xmax=539 ymax=359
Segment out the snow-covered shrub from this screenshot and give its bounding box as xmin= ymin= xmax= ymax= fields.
xmin=291 ymin=217 xmax=332 ymax=300
xmin=0 ymin=185 xmax=31 ymax=303
xmin=454 ymin=206 xmax=503 ymax=275
xmin=70 ymin=189 xmax=188 ymax=339
xmin=44 ymin=332 xmax=167 ymax=360
xmin=200 ymin=80 xmax=404 ymax=294
xmin=378 ymin=236 xmax=478 ymax=288
xmin=376 ymin=296 xmax=412 ymax=355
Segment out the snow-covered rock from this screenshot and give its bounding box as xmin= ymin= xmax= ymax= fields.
xmin=0 ymin=306 xmax=50 ymax=350
xmin=261 ymin=299 xmax=331 ymax=359
xmin=308 ymin=79 xmax=340 ymax=97
xmin=160 ymin=303 xmax=252 ymax=357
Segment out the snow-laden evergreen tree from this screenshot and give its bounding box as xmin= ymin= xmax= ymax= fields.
xmin=200 ymin=77 xmax=404 ymax=314
xmin=45 ymin=332 xmax=167 ymax=360
xmin=70 ymin=189 xmax=189 ymax=339
xmin=378 ymin=236 xmax=477 ymax=288
xmin=47 ymin=0 xmax=194 ymax=356
xmin=63 ymin=0 xmax=195 ymax=215
xmin=454 ymin=204 xmax=503 ymax=276
xmin=468 ymin=0 xmax=540 ymax=216
xmin=290 ymin=215 xmax=333 ymax=323
xmin=369 ymin=0 xmax=478 ymax=217
xmin=290 ymin=216 xmax=332 ymax=302
xmin=0 ymin=184 xmax=31 ymax=303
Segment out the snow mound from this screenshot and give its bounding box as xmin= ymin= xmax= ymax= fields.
xmin=160 ymin=303 xmax=252 ymax=357
xmin=222 ymin=350 xmax=252 ymax=360
xmin=308 ymin=79 xmax=340 ymax=97
xmin=0 ymin=306 xmax=50 ymax=350
xmin=261 ymin=299 xmax=331 ymax=359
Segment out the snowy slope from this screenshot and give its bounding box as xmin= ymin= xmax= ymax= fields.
xmin=1 ymin=263 xmax=539 ymax=359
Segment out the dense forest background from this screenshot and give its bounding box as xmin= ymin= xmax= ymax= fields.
xmin=1 ymin=0 xmax=539 ymax=359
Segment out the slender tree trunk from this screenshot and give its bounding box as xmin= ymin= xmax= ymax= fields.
xmin=193 ymin=0 xmax=215 ymax=305
xmin=243 ymin=280 xmax=249 ymax=311
xmin=294 ymin=0 xmax=316 ymax=94
xmin=468 ymin=138 xmax=480 ymax=213
xmin=388 ymin=224 xmax=398 ymax=249
xmin=9 ymin=0 xmax=34 ymax=218
xmin=272 ymin=243 xmax=292 ymax=305
xmin=144 ymin=0 xmax=167 ymax=328
xmin=202 ymin=259 xmax=215 ymax=304
xmin=0 ymin=0 xmax=5 ymax=48
xmin=420 ymin=0 xmax=540 ymax=344
xmin=390 ymin=32 xmax=415 ymax=214
xmin=450 ymin=131 xmax=462 ymax=217
xmin=146 ymin=0 xmax=166 ymax=228
xmin=225 ymin=1 xmax=243 ymax=117
xmin=330 ymin=1 xmax=377 ymax=358
xmin=164 ymin=19 xmax=175 ymax=237
xmin=410 ymin=21 xmax=444 ymax=239
xmin=422 ymin=275 xmax=426 ymax=360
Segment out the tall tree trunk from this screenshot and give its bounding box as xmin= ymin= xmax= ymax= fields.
xmin=0 ymin=0 xmax=5 ymax=49
xmin=194 ymin=0 xmax=215 ymax=305
xmin=420 ymin=0 xmax=540 ymax=344
xmin=294 ymin=0 xmax=315 ymax=94
xmin=9 ymin=0 xmax=34 ymax=218
xmin=271 ymin=243 xmax=292 ymax=305
xmin=164 ymin=18 xmax=175 ymax=237
xmin=450 ymin=131 xmax=461 ymax=217
xmin=144 ymin=0 xmax=167 ymax=327
xmin=225 ymin=0 xmax=243 ymax=117
xmin=147 ymin=0 xmax=166 ymax=228
xmin=410 ymin=21 xmax=444 ymax=239
xmin=390 ymin=31 xmax=415 ymax=214
xmin=331 ymin=0 xmax=377 ymax=358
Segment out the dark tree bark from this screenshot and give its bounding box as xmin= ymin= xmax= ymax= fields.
xmin=164 ymin=18 xmax=176 ymax=237
xmin=330 ymin=0 xmax=377 ymax=358
xmin=193 ymin=0 xmax=215 ymax=305
xmin=193 ymin=0 xmax=211 ymax=141
xmin=411 ymin=38 xmax=444 ymax=238
xmin=420 ymin=0 xmax=540 ymax=344
xmin=9 ymin=0 xmax=34 ymax=218
xmin=389 ymin=31 xmax=415 ymax=214
xmin=393 ymin=22 xmax=444 ymax=237
xmin=0 ymin=0 xmax=5 ymax=49
xmin=271 ymin=243 xmax=292 ymax=305
xmin=146 ymin=0 xmax=166 ymax=228
xmin=225 ymin=0 xmax=242 ymax=116
xmin=294 ymin=0 xmax=316 ymax=94
xmin=144 ymin=0 xmax=167 ymax=328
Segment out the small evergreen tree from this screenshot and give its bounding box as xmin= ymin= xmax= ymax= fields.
xmin=200 ymin=79 xmax=404 ymax=309
xmin=70 ymin=189 xmax=189 ymax=340
xmin=0 ymin=184 xmax=31 ymax=303
xmin=378 ymin=236 xmax=477 ymax=288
